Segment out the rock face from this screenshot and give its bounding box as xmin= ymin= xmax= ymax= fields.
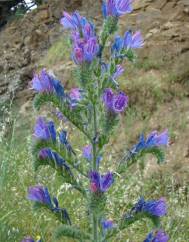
xmin=0 ymin=0 xmax=23 ymax=27
xmin=0 ymin=0 xmax=189 ymax=106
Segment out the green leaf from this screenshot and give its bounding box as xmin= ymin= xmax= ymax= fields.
xmin=33 ymin=92 xmax=91 ymax=140
xmin=31 ymin=139 xmax=86 ymax=196
xmin=54 ymin=225 xmax=90 ymax=241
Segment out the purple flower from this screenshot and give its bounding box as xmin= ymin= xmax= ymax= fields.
xmin=89 ymin=171 xmax=114 ymax=193
xmin=113 ymin=91 xmax=128 ymax=112
xmin=60 ymin=11 xmax=95 ymax=40
xmin=30 ymin=69 xmax=64 ymax=97
xmin=27 ymin=185 xmax=52 ymax=207
xmin=131 ymin=130 xmax=169 ymax=155
xmin=39 ymin=148 xmax=51 ymax=160
xmin=34 ymin=117 xmax=56 ymax=142
xmin=134 ymin=197 xmax=167 ymax=217
xmin=112 ymin=65 xmax=124 ymax=79
xmin=22 ymin=237 xmax=35 ymax=242
xmin=144 ymin=230 xmax=169 ymax=242
xmin=72 ymin=37 xmax=99 ymax=64
xmin=82 ymin=144 xmax=92 ymax=161
xmin=22 ymin=237 xmax=42 ymax=242
xmin=124 ymin=30 xmax=144 ymax=49
xmin=146 ymin=130 xmax=169 ymax=147
xmin=59 ymin=130 xmax=75 ymax=155
xmin=60 ymin=11 xmax=87 ymax=31
xmin=31 ymin=69 xmax=54 ymax=93
xmin=39 ymin=148 xmax=71 ymax=172
xmin=112 ymin=36 xmax=124 ymax=54
xmin=69 ymin=88 xmax=82 ymax=107
xmin=102 ymin=0 xmax=133 ymax=18
xmin=101 ymin=219 xmax=115 ymax=231
xmin=103 ymin=88 xmax=128 ymax=113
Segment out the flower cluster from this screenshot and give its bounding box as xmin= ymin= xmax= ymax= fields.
xmin=112 ymin=30 xmax=144 ymax=57
xmin=133 ymin=197 xmax=167 ymax=217
xmin=34 ymin=117 xmax=56 ymax=142
xmin=60 ymin=11 xmax=99 ymax=64
xmin=31 ymin=69 xmax=64 ymax=98
xmin=131 ymin=130 xmax=169 ymax=156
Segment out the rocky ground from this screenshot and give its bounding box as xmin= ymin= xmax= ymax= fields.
xmin=0 ymin=0 xmax=188 ymax=106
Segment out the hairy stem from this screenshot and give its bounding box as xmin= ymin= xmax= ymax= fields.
xmin=92 ymin=103 xmax=99 ymax=241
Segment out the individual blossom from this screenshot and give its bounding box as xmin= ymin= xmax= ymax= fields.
xmin=82 ymin=144 xmax=92 ymax=161
xmin=33 ymin=117 xmax=56 ymax=142
xmin=103 ymin=88 xmax=128 ymax=113
xmin=124 ymin=30 xmax=144 ymax=49
xmin=69 ymin=88 xmax=83 ymax=107
xmin=112 ymin=65 xmax=124 ymax=80
xmin=30 ymin=69 xmax=64 ymax=98
xmin=89 ymin=171 xmax=114 ymax=193
xmin=101 ymin=219 xmax=116 ymax=231
xmin=131 ymin=130 xmax=169 ymax=155
xmin=22 ymin=236 xmax=42 ymax=242
xmin=60 ymin=11 xmax=87 ymax=31
xmin=111 ymin=35 xmax=124 ymax=54
xmin=22 ymin=237 xmax=35 ymax=242
xmin=133 ymin=197 xmax=167 ymax=217
xmin=144 ymin=230 xmax=169 ymax=242
xmin=39 ymin=148 xmax=51 ymax=160
xmin=59 ymin=130 xmax=75 ymax=155
xmin=102 ymin=0 xmax=133 ymax=18
xmin=27 ymin=185 xmax=52 ymax=207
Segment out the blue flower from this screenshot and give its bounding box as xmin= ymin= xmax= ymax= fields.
xmin=112 ymin=65 xmax=124 ymax=80
xmin=52 ymin=197 xmax=72 ymax=225
xmin=72 ymin=37 xmax=99 ymax=64
xmin=103 ymin=88 xmax=128 ymax=113
xmin=27 ymin=185 xmax=52 ymax=207
xmin=22 ymin=237 xmax=35 ymax=242
xmin=39 ymin=148 xmax=73 ymax=176
xmin=82 ymin=144 xmax=92 ymax=161
xmin=124 ymin=30 xmax=144 ymax=49
xmin=144 ymin=230 xmax=169 ymax=242
xmin=28 ymin=186 xmax=71 ymax=225
xmin=112 ymin=31 xmax=144 ymax=57
xmin=133 ymin=197 xmax=167 ymax=217
xmin=59 ymin=130 xmax=75 ymax=155
xmin=112 ymin=36 xmax=124 ymax=54
xmin=34 ymin=117 xmax=56 ymax=142
xmin=101 ymin=219 xmax=115 ymax=231
xmin=22 ymin=236 xmax=42 ymax=242
xmin=60 ymin=11 xmax=87 ymax=31
xmin=89 ymin=171 xmax=114 ymax=193
xmin=131 ymin=130 xmax=169 ymax=155
xmin=69 ymin=88 xmax=83 ymax=107
xmin=31 ymin=69 xmax=64 ymax=98
xmin=102 ymin=0 xmax=133 ymax=18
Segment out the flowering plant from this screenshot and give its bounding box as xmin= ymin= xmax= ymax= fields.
xmin=23 ymin=1 xmax=169 ymax=241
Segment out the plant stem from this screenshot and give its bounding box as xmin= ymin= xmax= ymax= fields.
xmin=93 ymin=214 xmax=98 ymax=242
xmin=92 ymin=103 xmax=99 ymax=241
